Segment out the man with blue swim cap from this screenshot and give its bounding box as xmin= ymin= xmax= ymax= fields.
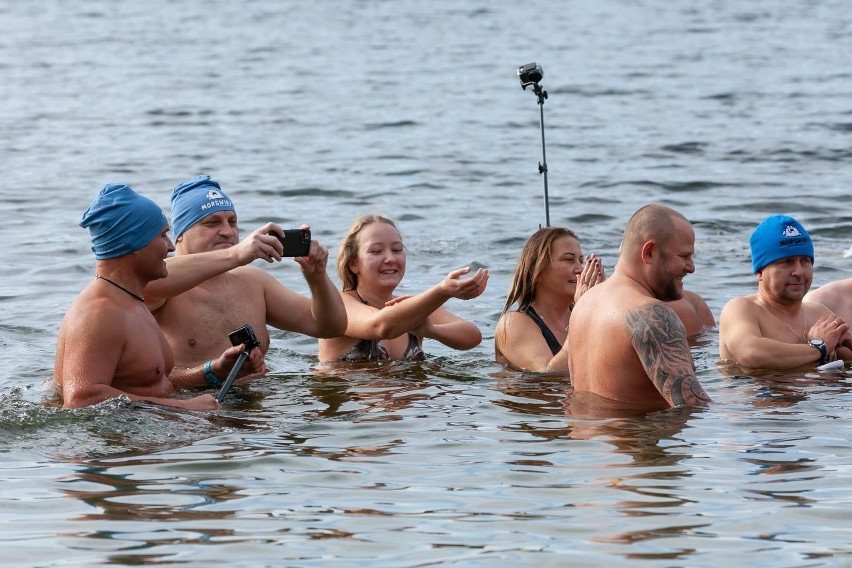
xmin=53 ymin=183 xmax=265 ymax=410
xmin=142 ymin=175 xmax=346 ymax=376
xmin=719 ymin=214 xmax=852 ymax=369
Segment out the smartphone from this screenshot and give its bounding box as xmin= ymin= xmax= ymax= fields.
xmin=268 ymin=229 xmax=311 ymax=257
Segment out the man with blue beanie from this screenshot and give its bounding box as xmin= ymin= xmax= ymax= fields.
xmin=142 ymin=175 xmax=346 ymax=375
xmin=54 ymin=184 xmax=265 ymax=409
xmin=719 ymin=214 xmax=851 ymax=369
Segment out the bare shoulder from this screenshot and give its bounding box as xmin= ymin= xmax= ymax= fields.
xmin=626 ymin=301 xmax=687 ymax=344
xmin=719 ymin=294 xmax=758 ymax=317
xmin=805 ymin=278 xmax=852 ymax=303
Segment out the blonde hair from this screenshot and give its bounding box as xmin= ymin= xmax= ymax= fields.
xmin=502 ymin=227 xmax=579 ymax=314
xmin=337 ymin=214 xmax=401 ymax=292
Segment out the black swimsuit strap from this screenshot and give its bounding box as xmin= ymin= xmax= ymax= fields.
xmin=521 ymin=306 xmax=562 ymax=356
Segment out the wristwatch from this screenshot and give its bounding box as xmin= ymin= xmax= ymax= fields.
xmin=807 ymin=338 xmax=828 ymax=365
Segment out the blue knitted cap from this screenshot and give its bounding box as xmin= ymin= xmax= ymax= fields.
xmin=749 ymin=214 xmax=814 ymax=273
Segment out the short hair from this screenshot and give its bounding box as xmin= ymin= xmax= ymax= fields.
xmin=622 ymin=204 xmax=689 ymax=253
xmin=336 ymin=214 xmax=401 ymax=292
xmin=502 ymin=227 xmax=579 ymax=314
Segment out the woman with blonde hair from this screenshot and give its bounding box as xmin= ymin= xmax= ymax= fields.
xmin=319 ymin=214 xmax=489 ymax=362
xmin=495 ymin=227 xmax=604 ymax=373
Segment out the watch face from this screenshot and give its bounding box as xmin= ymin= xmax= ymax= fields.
xmin=808 ymin=338 xmax=825 ymax=348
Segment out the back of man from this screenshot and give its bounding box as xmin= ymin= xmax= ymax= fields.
xmin=569 ymin=278 xmax=672 ymax=408
xmin=568 ymin=204 xmax=710 ymax=409
xmin=804 ymin=278 xmax=852 ymax=323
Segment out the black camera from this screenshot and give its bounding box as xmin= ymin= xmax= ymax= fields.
xmin=228 ymin=324 xmax=261 ymax=352
xmin=518 ymin=62 xmax=544 ymax=88
xmin=268 ymin=229 xmax=311 ymax=257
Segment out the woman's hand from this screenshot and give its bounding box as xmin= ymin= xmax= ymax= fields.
xmin=575 ymin=253 xmax=605 ymax=303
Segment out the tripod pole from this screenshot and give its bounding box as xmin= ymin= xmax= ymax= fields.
xmin=216 ymin=349 xmax=250 ymax=403
xmin=534 ymin=83 xmax=550 ymax=227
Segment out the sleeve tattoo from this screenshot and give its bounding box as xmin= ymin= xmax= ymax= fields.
xmin=626 ymin=303 xmax=711 ymax=407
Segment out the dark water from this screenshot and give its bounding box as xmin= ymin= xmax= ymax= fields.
xmin=1 ymin=1 xmax=851 ymax=566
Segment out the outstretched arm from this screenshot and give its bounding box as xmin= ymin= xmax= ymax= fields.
xmin=143 ymin=223 xmax=288 ymax=307
xmin=345 ymin=267 xmax=489 ymax=341
xmin=416 ymin=306 xmax=482 ymax=350
xmin=627 ymin=302 xmax=710 ymax=407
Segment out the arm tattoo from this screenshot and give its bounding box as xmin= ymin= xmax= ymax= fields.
xmin=626 ymin=303 xmax=710 ymax=407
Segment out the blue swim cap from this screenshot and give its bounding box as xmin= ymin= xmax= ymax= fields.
xmin=170 ymin=175 xmax=236 ymax=239
xmin=749 ymin=214 xmax=814 ymax=273
xmin=80 ymin=184 xmax=168 ymax=260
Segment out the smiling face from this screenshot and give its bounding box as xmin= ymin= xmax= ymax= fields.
xmin=175 ymin=210 xmax=239 ymax=254
xmin=348 ymin=221 xmax=406 ymax=293
xmin=536 ymin=235 xmax=584 ymax=301
xmin=757 ymin=255 xmax=813 ymax=303
xmin=649 ymin=217 xmax=695 ymax=302
xmin=138 ymin=225 xmax=175 ymax=280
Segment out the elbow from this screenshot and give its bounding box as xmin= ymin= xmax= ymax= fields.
xmin=373 ymin=320 xmax=400 ymax=340
xmin=316 ymin=318 xmax=348 ymax=339
xmin=732 ymin=349 xmax=776 ymax=370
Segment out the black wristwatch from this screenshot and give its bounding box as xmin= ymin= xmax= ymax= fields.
xmin=807 ymin=338 xmax=828 ymax=365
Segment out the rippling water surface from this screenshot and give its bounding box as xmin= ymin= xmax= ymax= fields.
xmin=1 ymin=1 xmax=851 ymax=566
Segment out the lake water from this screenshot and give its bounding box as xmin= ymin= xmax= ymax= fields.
xmin=1 ymin=1 xmax=851 ymax=566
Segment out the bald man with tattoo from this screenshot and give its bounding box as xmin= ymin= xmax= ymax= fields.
xmin=568 ymin=204 xmax=711 ymax=409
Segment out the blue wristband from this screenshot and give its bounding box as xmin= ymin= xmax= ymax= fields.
xmin=203 ymin=360 xmax=222 ymax=387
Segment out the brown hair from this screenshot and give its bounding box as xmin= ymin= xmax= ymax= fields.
xmin=336 ymin=214 xmax=401 ymax=292
xmin=502 ymin=227 xmax=579 ymax=314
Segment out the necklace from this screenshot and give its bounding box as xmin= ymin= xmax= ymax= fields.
xmin=762 ymin=300 xmax=807 ymax=342
xmin=354 ymin=290 xmax=369 ymax=306
xmin=96 ymin=275 xmax=145 ymax=302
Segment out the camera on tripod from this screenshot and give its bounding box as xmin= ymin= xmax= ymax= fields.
xmin=517 ymin=62 xmax=544 ymax=89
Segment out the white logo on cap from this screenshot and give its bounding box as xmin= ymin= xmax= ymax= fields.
xmin=782 ymin=224 xmax=802 ymax=238
xmin=205 ymin=189 xmax=223 ymax=200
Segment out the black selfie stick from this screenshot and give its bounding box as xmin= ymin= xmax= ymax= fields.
xmin=518 ymin=62 xmax=550 ymax=227
xmin=215 ymin=348 xmax=252 ymax=403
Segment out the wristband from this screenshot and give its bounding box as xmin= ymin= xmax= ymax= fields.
xmin=203 ymin=360 xmax=222 ymax=387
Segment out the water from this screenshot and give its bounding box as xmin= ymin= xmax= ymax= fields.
xmin=1 ymin=0 xmax=851 ymax=565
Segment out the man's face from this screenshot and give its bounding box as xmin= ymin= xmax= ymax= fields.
xmin=139 ymin=225 xmax=175 ymax=280
xmin=176 ymin=210 xmax=239 ymax=254
xmin=650 ymin=218 xmax=695 ymax=302
xmin=757 ymin=255 xmax=813 ymax=304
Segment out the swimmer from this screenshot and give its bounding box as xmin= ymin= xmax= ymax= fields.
xmin=568 ymin=204 xmax=710 ymax=408
xmin=54 ymin=184 xmax=264 ymax=409
xmin=318 ymin=214 xmax=488 ymax=362
xmin=494 ymin=226 xmax=605 ymax=373
xmin=719 ymin=215 xmax=852 ymax=369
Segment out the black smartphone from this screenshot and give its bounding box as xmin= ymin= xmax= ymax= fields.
xmin=268 ymin=229 xmax=311 ymax=257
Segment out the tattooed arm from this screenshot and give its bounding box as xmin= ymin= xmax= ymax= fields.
xmin=626 ymin=302 xmax=711 ymax=407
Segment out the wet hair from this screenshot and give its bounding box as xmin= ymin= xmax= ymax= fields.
xmin=622 ymin=204 xmax=689 ymax=253
xmin=502 ymin=227 xmax=579 ymax=314
xmin=337 ymin=214 xmax=402 ymax=292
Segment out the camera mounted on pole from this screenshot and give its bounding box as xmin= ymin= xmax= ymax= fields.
xmin=517 ymin=62 xmax=551 ymax=227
